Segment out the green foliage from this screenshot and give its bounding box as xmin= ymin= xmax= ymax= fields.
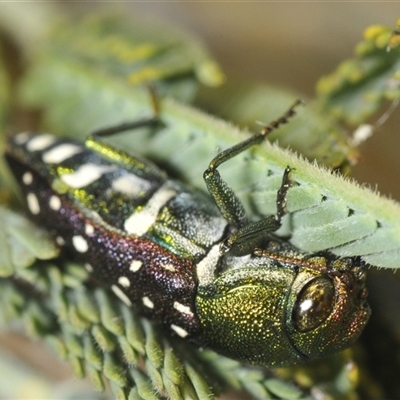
xmin=196 ymin=81 xmax=358 ymax=171
xmin=0 ymin=206 xmax=58 ymax=277
xmin=18 ymin=57 xmax=400 ymax=268
xmin=316 ymin=20 xmax=400 ymax=125
xmin=40 ymin=14 xmax=224 ymax=103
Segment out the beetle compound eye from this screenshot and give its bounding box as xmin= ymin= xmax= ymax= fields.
xmin=293 ymin=277 xmax=335 ymax=332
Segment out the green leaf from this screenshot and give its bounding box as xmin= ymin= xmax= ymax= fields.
xmin=33 ymin=15 xmax=224 ymax=105
xmin=196 ymin=81 xmax=358 ymax=170
xmin=17 ymin=56 xmax=400 ymax=268
xmin=0 ymin=206 xmax=58 ymax=276
xmin=265 ymin=378 xmax=303 ymax=399
xmin=316 ymin=20 xmax=400 ymax=125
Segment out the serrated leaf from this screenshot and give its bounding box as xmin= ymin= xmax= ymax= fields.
xmin=316 ymin=20 xmax=400 ymax=125
xmin=69 ymin=355 xmax=85 ymax=378
xmin=103 ymin=353 xmax=128 ymax=387
xmin=110 ymin=382 xmax=128 ymax=400
xmin=163 ymin=348 xmax=184 ymax=386
xmin=130 ymin=368 xmax=159 ymax=400
xmin=118 ymin=336 xmax=139 ymax=365
xmin=144 ymin=358 xmax=164 ymax=394
xmin=161 ymin=369 xmax=182 ymax=400
xmin=86 ymin=364 xmax=106 ymax=392
xmin=143 ymin=319 xmax=164 ymax=369
xmin=95 ymin=289 xmax=125 ymax=336
xmin=184 ymin=363 xmax=213 ymax=400
xmin=91 ymin=324 xmax=116 ymax=352
xmin=75 ymin=288 xmax=101 ymax=324
xmin=83 ymin=333 xmax=104 ymax=371
xmin=62 ymin=323 xmax=84 ymax=358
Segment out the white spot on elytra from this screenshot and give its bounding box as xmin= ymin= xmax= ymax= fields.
xmin=72 ymin=235 xmax=88 ymax=253
xmin=112 ymin=285 xmax=132 ymax=306
xmin=161 ymin=263 xmax=176 ymax=272
xmin=118 ymin=276 xmax=131 ymax=288
xmin=26 ymin=134 xmax=56 ymax=152
xmin=170 ymin=324 xmax=189 ymax=338
xmin=27 ymin=193 xmax=40 ymax=215
xmin=60 ymin=164 xmax=117 ymax=189
xmin=173 ymin=301 xmax=194 ymax=316
xmin=49 ymin=195 xmax=61 ymax=211
xmin=142 ymin=296 xmax=154 ymax=309
xmin=56 ymin=236 xmax=65 ymax=246
xmin=22 ymin=172 xmax=33 ymax=185
xmin=129 ymin=260 xmax=143 ymax=272
xmin=42 ymin=143 xmax=84 ymax=164
xmin=124 ymin=184 xmax=176 ymax=235
xmin=14 ymin=132 xmax=30 ymax=145
xmin=85 ymin=223 xmax=94 ymax=235
xmin=84 ymin=263 xmax=93 ymax=272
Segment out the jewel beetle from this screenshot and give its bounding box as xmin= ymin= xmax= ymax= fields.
xmin=4 ymin=101 xmax=370 ymax=367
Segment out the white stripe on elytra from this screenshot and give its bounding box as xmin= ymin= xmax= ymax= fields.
xmin=124 ymin=184 xmax=176 ymax=236
xmin=112 ymin=173 xmax=153 ymax=196
xmin=142 ymin=296 xmax=154 ymax=309
xmin=170 ymin=324 xmax=189 ymax=338
xmin=60 ymin=164 xmax=117 ymax=189
xmin=27 ymin=193 xmax=40 ymax=215
xmin=112 ymin=285 xmax=132 ymax=306
xmin=26 ymin=134 xmax=57 ymax=152
xmin=154 ymin=224 xmax=205 ymax=257
xmin=173 ymin=301 xmax=194 ymax=316
xmin=42 ymin=143 xmax=84 ymax=164
xmin=196 ymin=244 xmax=221 ymax=286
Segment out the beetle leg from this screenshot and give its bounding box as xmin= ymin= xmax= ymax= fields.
xmin=84 ymin=88 xmax=164 ymax=179
xmin=203 ymin=100 xmax=302 ymax=253
xmin=89 ymin=117 xmax=160 ymax=139
xmin=221 ymin=167 xmax=293 ymax=255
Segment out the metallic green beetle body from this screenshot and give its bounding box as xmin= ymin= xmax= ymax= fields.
xmin=4 ymin=103 xmax=370 ymax=367
xmin=197 ymin=244 xmax=369 ymax=366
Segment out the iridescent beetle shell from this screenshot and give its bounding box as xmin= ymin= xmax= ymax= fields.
xmin=4 ymin=123 xmax=370 ymax=368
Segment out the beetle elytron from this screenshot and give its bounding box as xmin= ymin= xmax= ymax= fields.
xmin=4 ymin=101 xmax=370 ymax=367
